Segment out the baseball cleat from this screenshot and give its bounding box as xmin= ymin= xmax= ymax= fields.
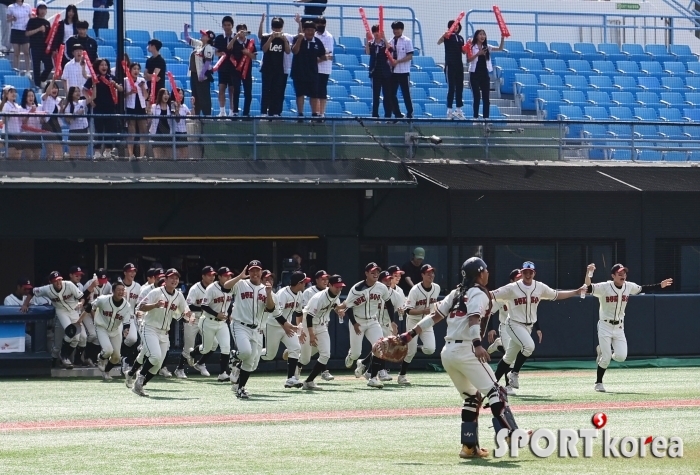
xmin=282 ymin=349 xmax=289 ymax=361
xmin=231 ymin=383 xmax=239 ymax=392
xmin=132 ymin=375 xmax=149 ymax=397
xmin=302 ymin=381 xmax=323 ymax=390
xmin=285 ymin=376 xmax=303 ymax=389
xmin=378 ymin=369 xmax=392 ymax=382
xmin=194 ymin=363 xmax=210 ymax=377
xmin=125 ymin=372 xmax=135 ymax=388
xmin=487 ymin=337 xmax=502 ymax=354
xmin=367 ymin=377 xmax=384 ymax=388
xmin=229 ymin=366 xmax=240 ymax=384
xmin=363 ymin=371 xmax=370 ymax=380
xmin=594 ymin=383 xmax=606 ymax=392
xmin=102 ymin=372 xmax=112 ymax=381
xmin=97 ymin=358 xmax=107 ymax=372
xmin=61 ymin=358 xmax=74 ymax=369
xmin=354 ymin=360 xmax=366 ymax=378
xmin=235 ymin=387 xmax=250 ymax=399
xmin=84 ymin=358 xmax=96 ymax=368
xmin=506 ymin=385 xmax=517 ymax=396
xmin=174 ymin=369 xmax=188 ymax=379
xmin=507 ymin=371 xmax=520 ymax=389
xmin=321 ymin=370 xmax=334 ymax=381
xmin=459 ymin=445 xmax=489 ymax=459
xmin=159 ymin=367 xmax=173 ymax=378
xmin=217 ymin=372 xmax=230 ymax=382
xmin=344 ymin=353 xmax=353 ymax=368
xmin=397 ymin=375 xmax=411 ymax=385
xmin=184 ymin=349 xmax=195 ymax=367
xmin=260 ymin=348 xmax=267 ymax=357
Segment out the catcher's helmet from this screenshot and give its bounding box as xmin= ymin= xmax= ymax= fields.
xmin=461 ymin=257 xmax=487 ymax=285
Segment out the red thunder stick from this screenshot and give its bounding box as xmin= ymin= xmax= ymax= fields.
xmin=123 ymin=60 xmax=136 ymax=92
xmin=378 ymin=5 xmax=384 ymax=34
xmin=150 ymin=75 xmax=157 ymax=103
xmin=464 ymin=39 xmax=474 ymax=61
xmin=212 ymin=54 xmax=228 ymax=72
xmin=445 ymin=11 xmax=465 ymax=39
xmin=359 ymin=8 xmax=372 ymax=39
xmin=53 ymin=44 xmax=65 ymax=77
xmin=168 ymin=71 xmax=181 ymax=103
xmin=493 ymin=6 xmax=511 ymax=38
xmin=84 ymin=52 xmax=98 ymax=80
xmin=44 ymin=14 xmax=61 ymax=53
xmin=99 ymin=76 xmax=118 ymax=104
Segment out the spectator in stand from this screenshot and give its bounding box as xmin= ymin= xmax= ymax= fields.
xmin=291 ymin=20 xmax=325 ymax=122
xmin=214 ymin=15 xmax=235 ymax=117
xmin=84 ymin=57 xmax=123 ymax=158
xmin=40 ymin=78 xmax=62 ymax=160
xmin=173 ymin=86 xmax=190 ymax=159
xmin=313 ymin=16 xmax=333 ymax=119
xmin=20 ymin=88 xmax=41 ymax=159
xmin=437 ymin=19 xmax=466 ymax=120
xmin=51 ymin=4 xmax=79 ymax=67
xmin=0 ymin=0 xmax=12 ymax=54
xmin=25 ymin=1 xmax=52 ymax=89
xmin=0 ymin=85 xmax=23 ymax=158
xmin=124 ymin=61 xmax=148 ymax=159
xmin=149 ymin=88 xmax=174 ymax=159
xmin=7 ymin=0 xmax=32 ymax=74
xmin=399 ymin=247 xmax=425 ymax=294
xmin=184 ymin=24 xmax=215 ymax=116
xmin=366 ymin=24 xmax=391 ymax=120
xmin=145 ymin=39 xmax=166 ymax=99
xmin=294 ymin=0 xmax=327 ymax=21
xmin=258 ymin=14 xmax=291 ymax=117
xmin=230 ymin=23 xmax=256 ymax=117
xmin=468 ymin=29 xmax=504 ymax=119
xmin=387 ymin=21 xmax=413 ymax=120
xmin=92 ymin=0 xmax=112 ymax=37
xmin=66 ymin=21 xmax=98 ymax=66
xmin=61 ymin=44 xmax=89 ymax=95
xmin=61 ymin=85 xmax=89 ymax=159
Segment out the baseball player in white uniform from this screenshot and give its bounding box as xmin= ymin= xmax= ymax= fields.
xmin=92 ymin=281 xmax=132 ymax=380
xmin=398 ymin=263 xmax=440 ymax=385
xmin=229 ymin=260 xmax=292 ymax=399
xmin=4 ymin=278 xmax=42 ymax=306
xmin=119 ymin=263 xmax=141 ymax=372
xmin=173 ymin=266 xmax=216 ymax=379
xmin=261 ymin=271 xmax=310 ymax=389
xmin=21 ymin=271 xmax=92 ymax=369
xmin=122 ymin=267 xmax=163 ymax=374
xmin=296 ymin=270 xmax=335 ymax=381
xmin=129 ymin=268 xmax=191 ymax=397
xmin=188 ymin=266 xmax=237 ymax=381
xmin=399 ymin=257 xmax=526 ymax=459
xmin=491 ymin=261 xmax=585 ymax=390
xmin=48 ymin=266 xmax=86 ymax=361
xmin=584 ymin=263 xmax=672 ymax=392
xmin=80 ymin=269 xmax=112 ymax=367
xmin=342 ymin=262 xmax=396 ymax=389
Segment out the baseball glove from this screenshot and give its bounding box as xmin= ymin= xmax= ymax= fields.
xmin=372 ymin=336 xmax=408 ymax=363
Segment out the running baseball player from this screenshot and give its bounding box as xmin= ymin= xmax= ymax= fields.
xmin=297 ymin=269 xmax=335 ymax=381
xmin=122 ymin=267 xmax=163 ymax=374
xmin=119 ymin=263 xmax=141 ymax=376
xmin=174 ymin=266 xmax=216 ymax=379
xmin=49 ymin=266 xmax=86 ymax=363
xmin=300 ymin=274 xmax=346 ymax=390
xmin=584 ymin=263 xmax=672 ymax=392
xmin=92 ymin=280 xmax=132 ymax=380
xmin=188 ymin=266 xmax=237 ymax=381
xmin=261 ymin=271 xmax=310 ymax=389
xmin=79 ymin=269 xmax=112 ymax=367
xmin=20 ymin=271 xmax=92 ymax=368
xmin=343 ymin=262 xmax=396 ymax=389
xmin=399 ymin=257 xmax=526 ymax=458
xmin=491 ymin=261 xmax=585 ymax=390
xmin=398 ymin=263 xmax=440 ymax=385
xmin=129 ymin=269 xmax=192 ymax=397
xmin=229 ymin=260 xmax=293 ymax=399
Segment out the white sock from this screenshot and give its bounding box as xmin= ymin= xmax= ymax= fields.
xmin=456 ymin=107 xmax=462 ymax=112
xmin=447 ymin=108 xmax=452 ymax=114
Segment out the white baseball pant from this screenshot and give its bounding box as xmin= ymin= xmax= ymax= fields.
xmin=298 ymin=326 xmax=318 ymax=365
xmin=503 ymin=319 xmax=535 ymax=365
xmin=96 ymin=325 xmax=122 ymax=363
xmin=404 ymin=315 xmax=436 ymax=363
xmin=498 ymin=322 xmax=512 ymax=350
xmin=55 ymin=311 xmax=86 ymax=348
xmin=141 ymin=325 xmax=170 ymax=374
xmin=231 ymin=322 xmax=262 ymax=372
xmin=52 ymin=317 xmax=64 ymax=357
xmin=262 ymin=323 xmax=301 ymax=361
xmin=198 ymin=317 xmax=229 ymax=354
xmin=596 ymin=320 xmax=627 ymax=369
xmin=123 ymin=316 xmax=139 ymax=346
xmin=441 ymin=341 xmax=499 ymax=397
xmin=380 ymin=318 xmax=393 ymax=338
xmin=348 ymin=317 xmax=384 ymax=361
xmin=180 ymin=318 xmax=201 ymax=357
xmin=301 ymin=324 xmax=331 ymax=365
xmin=82 ymin=314 xmax=98 ymax=346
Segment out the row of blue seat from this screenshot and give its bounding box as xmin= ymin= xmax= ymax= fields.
xmin=586 ymin=146 xmax=700 ymax=161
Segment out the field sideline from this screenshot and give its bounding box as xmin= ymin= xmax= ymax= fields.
xmin=1 ymin=366 xmax=698 ymax=474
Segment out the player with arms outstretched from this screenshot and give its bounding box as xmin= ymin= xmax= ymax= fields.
xmin=92 ymin=280 xmax=132 ymax=380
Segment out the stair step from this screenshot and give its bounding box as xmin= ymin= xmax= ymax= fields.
xmin=498 ymin=107 xmax=521 ymax=115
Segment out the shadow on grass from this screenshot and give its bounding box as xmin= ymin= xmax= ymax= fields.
xmin=148 ymin=396 xmax=198 ymax=401
xmin=600 ymin=391 xmax=650 ymax=395
xmin=461 ymin=458 xmax=533 ymax=468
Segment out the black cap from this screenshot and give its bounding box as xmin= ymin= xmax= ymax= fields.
xmin=271 ymin=17 xmax=284 ymax=28
xmin=164 ymin=268 xmax=180 ymax=278
xmin=202 ymin=265 xmax=216 ymax=275
xmin=156 ymin=277 xmax=166 ymax=287
xmin=17 ymin=278 xmax=32 ymax=288
xmin=248 ymin=260 xmax=263 ymax=270
xmin=365 ymin=262 xmax=381 ymax=272
xmin=69 ymin=266 xmax=84 ymax=275
xmin=378 ymin=271 xmax=391 ymax=281
xmin=314 ymin=270 xmax=329 ymax=280
xmin=509 ymin=269 xmax=522 ymax=281
xmin=291 ymin=272 xmax=311 ymax=286
xmin=261 ymin=269 xmax=273 ymax=279
xmin=123 ymin=263 xmax=137 ymax=272
xmin=329 ymin=274 xmax=346 ymax=287
xmin=302 ymin=21 xmax=316 ymax=30
xmin=217 ymin=266 xmax=233 ymax=276
xmin=387 ymin=265 xmax=404 ymax=275
xmin=420 ymin=263 xmax=435 ymax=274
xmin=146 ymin=268 xmax=158 ymax=277
xmin=96 ymin=268 xmax=109 ymax=284
xmin=71 ymin=44 xmax=84 ymax=52
xmin=611 ymin=264 xmax=628 ymax=274
xmin=49 ymin=271 xmax=63 ymax=282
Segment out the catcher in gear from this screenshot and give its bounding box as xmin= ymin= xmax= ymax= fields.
xmin=398 ymin=257 xmax=526 ymax=459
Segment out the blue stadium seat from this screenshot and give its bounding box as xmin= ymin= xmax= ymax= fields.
xmin=412 ymin=56 xmax=440 ymax=71
xmin=609 ymin=106 xmax=634 ymax=121
xmin=353 ymin=70 xmax=370 ymax=86
xmin=154 ymin=31 xmax=182 ymax=51
xmin=359 ymin=54 xmax=370 ymax=68
xmin=337 ymin=36 xmax=364 ymax=57
xmin=646 ymin=44 xmax=674 ymax=62
xmin=503 ymin=41 xmax=531 ymax=59
xmin=691 ymin=150 xmax=700 ymax=161
xmin=664 ymin=62 xmax=689 ymax=77
xmin=428 ymin=87 xmax=447 ymax=103
xmin=493 ymin=57 xmax=520 ymax=93
xmin=622 ymin=43 xmax=651 ymax=62
xmin=684 ymin=124 xmax=700 ymax=138
xmin=125 ymin=46 xmax=145 ymax=60
xmin=567 ymin=59 xmax=594 ymax=77
xmin=4 ymin=75 xmax=31 ymax=91
xmin=325 ymin=101 xmax=344 ymax=117
xmin=659 ymin=108 xmax=684 ymax=122
xmin=634 ymin=107 xmax=658 ymax=121
xmin=543 ymin=59 xmax=568 ymax=74
xmin=550 ymin=42 xmax=579 ymax=61
xmin=173 ymin=47 xmax=192 ymax=62
xmin=598 ymin=43 xmax=628 ymax=63
xmin=611 ymin=147 xmax=634 ymax=160
xmin=159 ymin=47 xmax=173 ymax=62
xmin=169 ymin=64 xmax=188 ymax=79
xmin=349 ymin=85 xmax=372 ymax=101
xmin=589 ymin=76 xmax=615 ymax=93
xmin=562 ymin=90 xmax=588 ymax=108
xmin=343 ymin=101 xmax=370 ymax=116
xmin=431 ymin=71 xmax=446 ymax=86
xmin=126 ymin=30 xmax=150 ymax=47
xmin=559 ymin=105 xmax=586 ymax=137
xmin=639 ymin=61 xmax=663 ymax=76
xmin=98 ymin=29 xmax=117 ymax=44
xmin=326 ymin=85 xmax=348 ymax=101
xmin=591 ymin=61 xmax=616 ymax=75
xmin=617 ymin=60 xmax=642 ymax=77
xmin=333 ymin=54 xmax=362 ymax=72
xmin=423 ymin=102 xmax=446 ymax=118
xmin=611 ymin=91 xmax=636 ymax=108
xmin=669 ymin=44 xmax=698 ymax=63
xmin=664 ymin=150 xmax=688 ymax=161
xmin=410 ymin=71 xmax=433 ymax=89
xmin=536 ymin=90 xmax=561 ymax=119
xmin=329 ymin=70 xmax=354 ymax=84
xmin=0 ymin=58 xmax=12 ymax=73
xmin=587 ymin=90 xmax=611 ymax=106
xmin=613 ymin=75 xmax=637 ymax=91
xmin=564 ymin=75 xmax=588 ymax=91
xmin=662 ymin=76 xmax=687 ymax=92
xmin=98 ymin=45 xmax=116 ymax=60
xmin=410 ymin=87 xmax=430 ymax=105
xmin=638 ymin=150 xmax=663 ymax=161
xmin=582 ymin=124 xmax=608 ymax=159
xmin=636 ymin=91 xmax=662 ymax=108
xmin=638 ymin=76 xmax=662 ymax=92
xmin=685 ymin=62 xmax=700 ymax=75
xmin=633 ymin=124 xmax=659 ymax=138
xmin=684 ymin=107 xmax=700 ymax=121
xmin=584 ymin=106 xmax=610 ymax=120
xmin=525 ymin=42 xmax=555 ymax=59
xmin=686 ymin=76 xmax=700 ymax=90
xmin=514 ymin=73 xmax=541 ymax=110
xmin=573 ymin=43 xmax=601 ymax=61
xmin=660 ymin=92 xmax=688 ymax=109
xmin=540 ymin=75 xmax=566 ymax=91
xmin=608 ymin=123 xmax=633 ymax=138
xmin=519 ymin=58 xmax=544 ymax=74
xmin=658 ymin=124 xmax=686 ymax=140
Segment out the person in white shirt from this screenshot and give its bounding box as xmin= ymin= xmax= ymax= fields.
xmin=184 ymin=24 xmax=216 ymax=116
xmin=584 ymin=263 xmax=672 ymax=392
xmin=61 ymin=86 xmax=89 ymax=159
xmin=313 ymin=16 xmax=333 ymax=117
xmin=467 ymin=29 xmax=504 ymax=119
xmin=3 ymin=278 xmax=34 ymax=306
xmin=387 ymin=21 xmax=413 ymax=119
xmin=81 ymin=268 xmax=112 ymax=366
xmin=0 ymin=85 xmax=24 ymax=159
xmin=60 ymin=44 xmax=90 ymax=95
xmin=7 ymin=0 xmax=32 ymax=73
xmin=173 ymin=87 xmax=190 ymax=159
xmin=92 ymin=281 xmax=132 ymax=380
xmin=40 ymin=79 xmax=63 ymax=160
xmin=124 ymin=62 xmax=149 ymax=159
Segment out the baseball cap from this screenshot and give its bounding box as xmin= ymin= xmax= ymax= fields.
xmin=378 ymin=271 xmax=391 ymax=282
xmin=17 ymin=278 xmax=32 ymax=289
xmin=302 ymin=21 xmax=316 ymax=30
xmin=71 ymin=43 xmax=84 ymax=52
xmin=36 ymin=1 xmax=47 ymax=8
xmin=49 ymin=271 xmax=63 ymax=282
xmin=413 ymin=247 xmax=425 ymax=259
xmin=156 ymin=277 xmax=166 ymax=287
xmin=217 ymin=266 xmax=233 ymax=276
xmin=261 ymin=269 xmax=273 ymax=280
xmin=421 ymin=263 xmax=435 ymax=274
xmin=329 ymin=275 xmax=346 ymax=288
xmin=314 ymin=270 xmax=329 ymax=280
xmin=123 ymin=263 xmax=137 ymax=272
xmin=248 ymin=260 xmax=263 ymax=270
xmin=387 ymin=265 xmax=404 ymax=275
xmin=164 ymin=268 xmax=181 ymax=278
xmin=611 ymin=264 xmax=628 ymax=274
xmin=291 ymin=272 xmax=311 ymax=286
xmin=202 ymin=265 xmax=216 ymax=275
xmin=509 ymin=269 xmax=522 ymax=281
xmin=96 ymin=269 xmax=109 ymax=285
xmin=200 ymin=29 xmax=216 ymax=41
xmin=521 ymin=261 xmax=536 ymax=271
xmin=365 ymin=262 xmax=381 ymax=273
xmin=69 ymin=266 xmax=84 ymax=275
xmin=146 ymin=268 xmax=159 ymax=277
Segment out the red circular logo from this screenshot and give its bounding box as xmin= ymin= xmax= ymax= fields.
xmin=592 ymin=412 xmax=607 ymax=429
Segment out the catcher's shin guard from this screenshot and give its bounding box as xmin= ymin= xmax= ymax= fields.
xmin=492 ymin=406 xmax=519 ymax=433
xmin=461 ymin=421 xmax=479 ymax=447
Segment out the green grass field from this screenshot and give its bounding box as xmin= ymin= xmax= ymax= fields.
xmin=1 ymin=366 xmax=698 ymax=474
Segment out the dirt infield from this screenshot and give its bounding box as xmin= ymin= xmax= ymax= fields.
xmin=2 ymin=399 xmax=699 ymax=432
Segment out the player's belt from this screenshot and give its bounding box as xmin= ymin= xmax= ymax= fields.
xmin=240 ymin=322 xmax=258 ymax=329
xmin=446 ymin=340 xmax=464 ymax=344
xmin=604 ymin=319 xmax=621 ymax=325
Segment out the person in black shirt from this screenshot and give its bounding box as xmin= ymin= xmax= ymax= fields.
xmin=230 ymin=24 xmax=257 ymax=117
xmin=366 ymin=24 xmax=391 ymax=119
xmin=145 ymin=39 xmax=167 ymax=97
xmin=291 ymin=21 xmax=325 ymax=121
xmin=50 ymin=4 xmax=79 ymax=67
xmin=438 ymin=19 xmax=466 ymax=120
xmin=25 ymin=1 xmax=52 ymax=88
xmin=259 ymin=15 xmax=290 ymax=117
xmin=214 ymin=16 xmax=235 ymax=117
xmin=65 ymin=21 xmax=98 ymax=64
xmin=399 ymin=247 xmax=425 ymax=294
xmin=84 ymin=57 xmax=123 ymax=158
xmin=468 ymin=29 xmax=504 ymax=119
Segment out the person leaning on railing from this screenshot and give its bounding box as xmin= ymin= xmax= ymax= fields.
xmin=40 ymin=78 xmax=63 ymax=160
xmin=19 ymin=88 xmax=42 ymax=160
xmin=61 ymin=86 xmax=89 ymax=159
xmin=84 ymin=57 xmax=123 ymax=159
xmin=124 ymin=61 xmax=149 ymax=159
xmin=0 ymin=85 xmax=24 ymax=159
xmin=172 ymin=87 xmax=190 ymax=159
xmin=149 ymin=88 xmax=176 ymax=160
